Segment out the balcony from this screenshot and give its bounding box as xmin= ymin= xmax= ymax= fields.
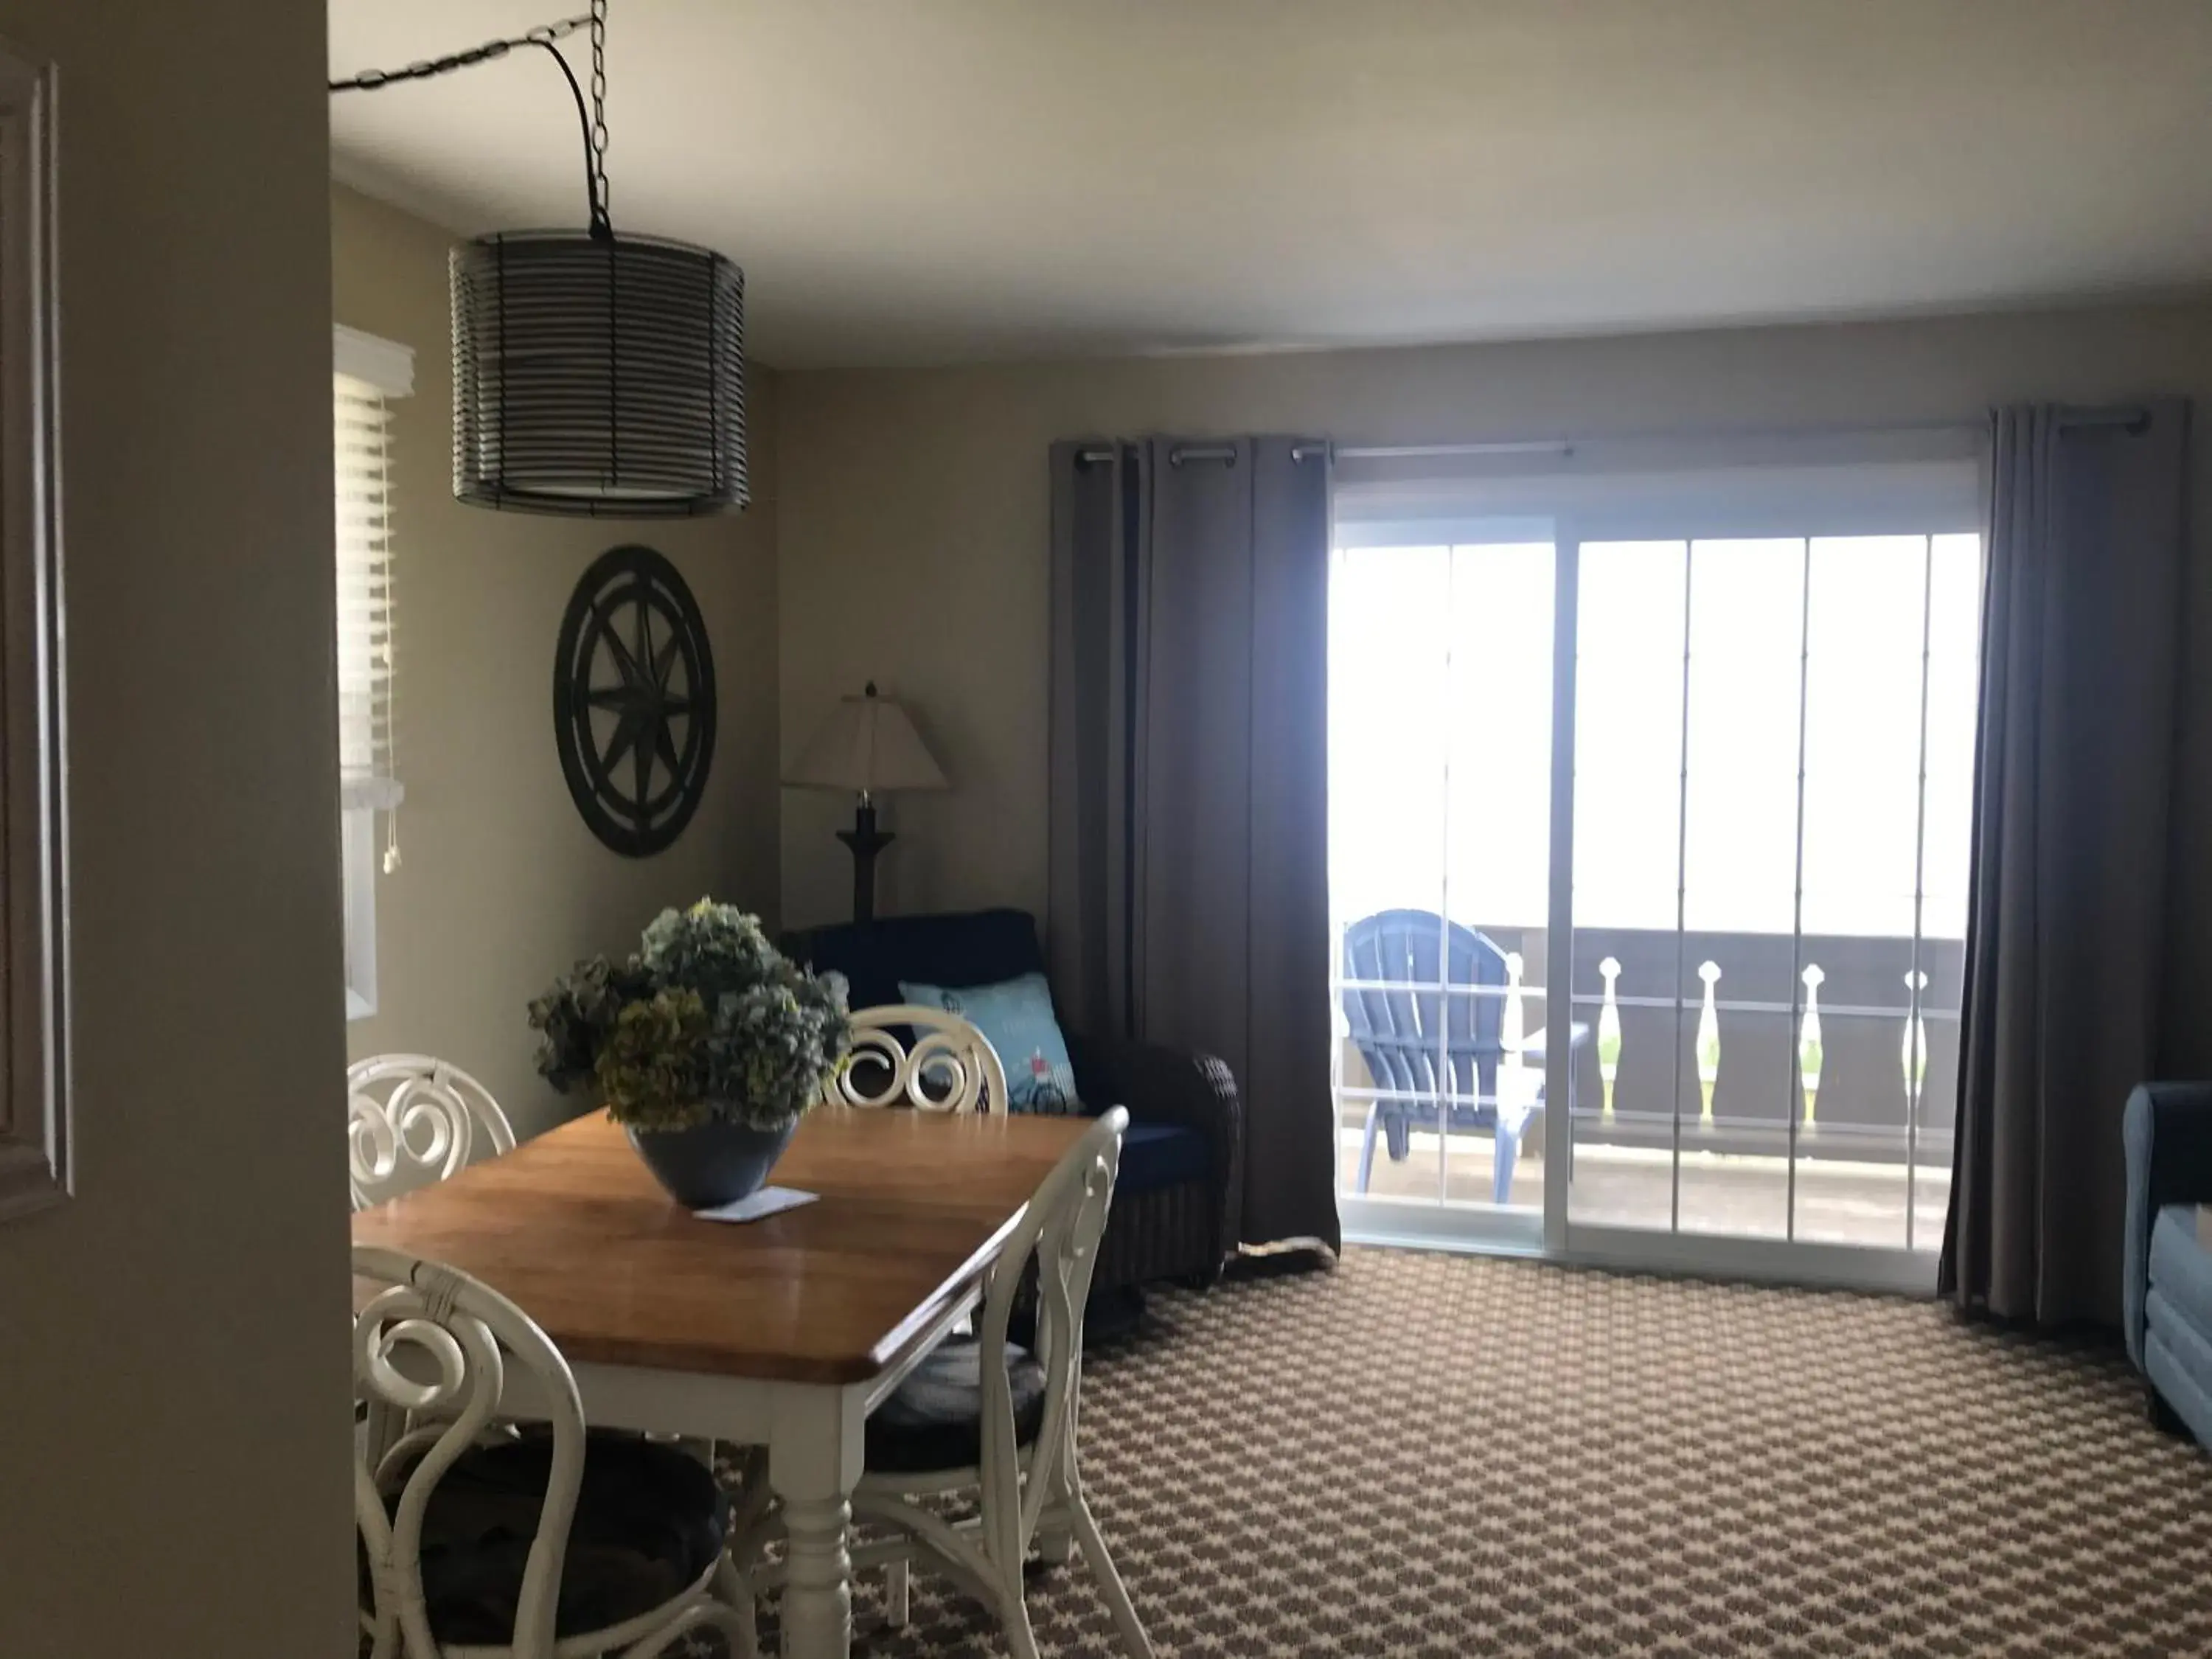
xmin=1332 ymin=923 xmax=1958 ymax=1251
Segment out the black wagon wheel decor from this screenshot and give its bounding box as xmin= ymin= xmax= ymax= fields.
xmin=553 ymin=545 xmax=716 ymax=857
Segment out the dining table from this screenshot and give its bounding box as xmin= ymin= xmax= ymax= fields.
xmin=350 ymin=1103 xmax=1091 ymax=1659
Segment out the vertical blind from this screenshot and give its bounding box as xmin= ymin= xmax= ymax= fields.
xmin=334 ymin=371 xmax=400 ymax=815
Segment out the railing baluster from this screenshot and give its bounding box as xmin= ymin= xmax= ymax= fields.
xmin=1500 ymin=951 xmax=1529 ymax=1118
xmin=1696 ymin=960 xmax=1723 ymax=1128
xmin=1798 ymin=964 xmax=1824 ymax=1130
xmin=1901 ymin=970 xmax=1928 ymax=1120
xmin=1597 ymin=956 xmax=1622 ymax=1122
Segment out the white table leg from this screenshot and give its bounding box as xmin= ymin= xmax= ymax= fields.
xmin=770 ymin=1385 xmax=865 ymax=1659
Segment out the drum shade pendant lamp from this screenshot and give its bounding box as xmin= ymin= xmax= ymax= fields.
xmin=333 ymin=1 xmax=747 ymax=517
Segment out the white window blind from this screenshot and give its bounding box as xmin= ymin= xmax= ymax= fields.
xmin=334 ymin=370 xmax=400 ymax=814
xmin=333 ymin=327 xmax=411 ymax=1020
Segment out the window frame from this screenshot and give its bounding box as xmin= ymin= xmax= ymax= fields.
xmin=1328 ymin=435 xmax=1984 ymax=1282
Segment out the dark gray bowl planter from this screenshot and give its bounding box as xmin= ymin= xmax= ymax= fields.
xmin=626 ymin=1115 xmax=799 ymax=1209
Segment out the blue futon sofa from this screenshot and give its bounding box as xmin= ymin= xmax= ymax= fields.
xmin=2124 ymin=1082 xmax=2212 ymax=1450
xmin=783 ymin=908 xmax=1242 ymax=1296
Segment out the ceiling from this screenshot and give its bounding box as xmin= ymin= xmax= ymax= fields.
xmin=329 ymin=0 xmax=2212 ymax=370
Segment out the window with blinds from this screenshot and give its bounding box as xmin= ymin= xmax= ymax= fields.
xmin=334 ymin=371 xmax=397 ymax=809
xmin=332 ymin=325 xmax=413 ymax=1019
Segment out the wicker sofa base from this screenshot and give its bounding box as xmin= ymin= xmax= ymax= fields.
xmin=1094 ymin=1178 xmax=1221 ymax=1293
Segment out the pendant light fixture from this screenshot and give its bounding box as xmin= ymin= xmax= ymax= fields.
xmin=333 ymin=2 xmax=748 ymax=516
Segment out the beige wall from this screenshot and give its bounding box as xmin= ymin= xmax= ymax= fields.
xmin=776 ymin=298 xmax=2212 ymax=1072
xmin=333 ymin=186 xmax=781 ymax=1138
xmin=0 ymin=1 xmax=354 ymax=1652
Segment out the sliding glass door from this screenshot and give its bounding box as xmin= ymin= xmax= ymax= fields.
xmin=1329 ymin=529 xmax=1555 ymax=1247
xmin=1562 ymin=531 xmax=1978 ymax=1280
xmin=1328 ymin=450 xmax=1981 ymax=1284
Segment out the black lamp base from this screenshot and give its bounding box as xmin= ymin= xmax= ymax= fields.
xmin=835 ymin=799 xmax=894 ymax=923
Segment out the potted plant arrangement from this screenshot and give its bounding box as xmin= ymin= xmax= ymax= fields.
xmin=529 ymin=900 xmax=852 ymax=1208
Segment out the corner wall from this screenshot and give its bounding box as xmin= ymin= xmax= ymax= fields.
xmin=333 ymin=185 xmax=781 ymax=1137
xmin=775 ymin=298 xmax=2212 ymax=1074
xmin=0 ymin=4 xmax=353 ymax=1651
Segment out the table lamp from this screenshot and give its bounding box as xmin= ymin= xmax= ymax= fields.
xmin=785 ymin=683 xmax=947 ymax=922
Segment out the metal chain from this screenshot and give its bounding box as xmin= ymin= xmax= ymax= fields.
xmin=327 ymin=14 xmax=591 ymax=94
xmin=588 ymin=0 xmax=612 ymax=233
xmin=330 ymin=7 xmax=614 ymax=236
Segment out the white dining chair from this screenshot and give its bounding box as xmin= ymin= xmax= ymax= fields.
xmin=353 ymin=1244 xmax=752 ymax=1658
xmin=824 ymin=1004 xmax=1009 ymax=1115
xmin=349 ymin=1054 xmax=517 ymax=1209
xmin=728 ymin=1107 xmax=1150 ymax=1659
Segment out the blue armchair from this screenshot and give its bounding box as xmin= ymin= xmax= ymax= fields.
xmin=2123 ymin=1081 xmax=2212 ymax=1449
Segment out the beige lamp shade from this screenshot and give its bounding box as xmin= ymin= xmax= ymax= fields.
xmin=786 ymin=683 xmax=947 ymax=796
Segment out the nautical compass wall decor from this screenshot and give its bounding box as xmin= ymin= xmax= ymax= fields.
xmin=553 ymin=545 xmax=716 ymax=856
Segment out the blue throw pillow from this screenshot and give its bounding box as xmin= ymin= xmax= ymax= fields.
xmin=897 ymin=972 xmax=1080 ymax=1115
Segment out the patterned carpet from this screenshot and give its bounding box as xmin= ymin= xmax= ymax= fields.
xmin=718 ymin=1247 xmax=2212 ymax=1658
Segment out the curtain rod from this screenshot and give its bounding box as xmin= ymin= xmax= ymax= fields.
xmin=1071 ymin=406 xmax=2149 ymax=469
xmin=1070 ymin=439 xmax=1557 ymax=467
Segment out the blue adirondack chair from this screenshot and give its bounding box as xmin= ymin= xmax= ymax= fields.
xmin=1340 ymin=908 xmax=1579 ymax=1204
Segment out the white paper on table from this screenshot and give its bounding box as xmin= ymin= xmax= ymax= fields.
xmin=693 ymin=1186 xmax=818 ymax=1224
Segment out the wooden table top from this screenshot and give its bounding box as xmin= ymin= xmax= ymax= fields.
xmin=349 ymin=1107 xmax=1088 ymax=1385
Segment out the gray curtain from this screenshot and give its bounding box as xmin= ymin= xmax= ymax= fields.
xmin=1047 ymin=437 xmax=1339 ymax=1254
xmin=1940 ymin=400 xmax=2189 ymax=1324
